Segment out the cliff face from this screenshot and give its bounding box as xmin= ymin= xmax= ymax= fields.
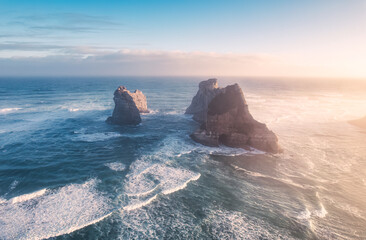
xmin=188 ymin=80 xmax=280 ymax=153
xmin=106 ymin=86 xmax=148 ymax=125
xmin=130 ymin=89 xmax=149 ymax=113
xmin=185 ymin=79 xmax=222 ymax=123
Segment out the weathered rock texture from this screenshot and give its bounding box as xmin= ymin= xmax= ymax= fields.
xmin=106 ymin=86 xmax=148 ymax=125
xmin=187 ymin=80 xmax=280 ymax=153
xmin=185 ymin=79 xmax=221 ymax=123
xmin=349 ymin=116 xmax=366 ymax=129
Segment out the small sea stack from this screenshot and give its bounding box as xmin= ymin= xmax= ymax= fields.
xmin=106 ymin=86 xmax=149 ymax=125
xmin=186 ymin=79 xmax=280 ymax=153
xmin=349 ymin=116 xmax=366 ymax=129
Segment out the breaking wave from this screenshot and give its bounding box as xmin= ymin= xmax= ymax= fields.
xmin=205 ymin=209 xmax=292 ymax=239
xmin=73 ymin=129 xmax=147 ymax=142
xmin=10 ymin=189 xmax=47 ymax=204
xmin=105 ymin=162 xmax=127 ymax=171
xmin=194 ymin=144 xmax=264 ymax=156
xmin=231 ymin=164 xmax=316 ymax=190
xmin=123 ymin=162 xmax=200 ymax=211
xmin=0 ymin=108 xmax=22 ymax=114
xmin=73 ymin=132 xmax=123 ymax=142
xmin=0 ymin=179 xmax=112 ymax=240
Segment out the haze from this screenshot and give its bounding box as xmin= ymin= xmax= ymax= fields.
xmin=0 ymin=0 xmax=365 ymax=78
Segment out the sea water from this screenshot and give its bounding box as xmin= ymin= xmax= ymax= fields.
xmin=0 ymin=77 xmax=365 ymax=239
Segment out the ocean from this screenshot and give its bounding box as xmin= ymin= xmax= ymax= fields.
xmin=0 ymin=77 xmax=365 ymax=239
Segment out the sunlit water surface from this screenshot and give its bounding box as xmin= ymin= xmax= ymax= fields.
xmin=0 ymin=77 xmax=365 ymax=239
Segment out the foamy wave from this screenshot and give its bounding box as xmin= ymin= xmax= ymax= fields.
xmin=0 ymin=108 xmax=22 ymax=114
xmin=314 ymin=203 xmax=328 ymax=218
xmin=123 ymin=162 xmax=200 ymax=211
xmin=123 ymin=195 xmax=159 ymax=211
xmin=105 ymin=162 xmax=126 ymax=171
xmin=194 ymin=145 xmax=264 ymax=156
xmin=296 ymin=202 xmax=327 ymax=229
xmin=10 ymin=189 xmax=47 ymax=204
xmin=231 ymin=165 xmax=269 ymax=178
xmin=232 ymin=164 xmax=315 ymax=190
xmin=141 ymin=109 xmax=159 ymax=115
xmin=9 ymin=180 xmax=19 ymax=191
xmin=120 ymin=136 xmax=199 ymax=211
xmin=162 ymin=173 xmax=200 ymax=195
xmin=117 ymin=197 xmax=199 ymax=239
xmin=118 ymin=197 xmax=262 ymax=239
xmin=73 ymin=130 xmax=146 ymax=142
xmin=0 ymin=179 xmax=112 ymax=240
xmin=153 ymin=135 xmax=262 ymax=158
xmin=205 ymin=209 xmax=292 ymax=239
xmin=164 ymin=110 xmax=182 ymax=115
xmin=60 ymin=103 xmax=109 ymax=112
xmin=297 ymin=208 xmax=312 ymax=220
xmin=73 ymin=132 xmax=122 ymax=142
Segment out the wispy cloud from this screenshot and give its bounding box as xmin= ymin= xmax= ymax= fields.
xmin=0 ymin=49 xmax=286 ymax=77
xmin=9 ymin=13 xmax=123 ymax=33
xmin=0 ymin=12 xmax=125 ymax=46
xmin=0 ymin=48 xmax=362 ymax=78
xmin=0 ymin=42 xmax=67 ymax=51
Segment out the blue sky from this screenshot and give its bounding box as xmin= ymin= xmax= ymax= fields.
xmin=0 ymin=0 xmax=365 ymax=77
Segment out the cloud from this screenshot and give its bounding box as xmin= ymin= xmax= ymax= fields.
xmin=4 ymin=12 xmax=123 ymax=36
xmin=0 ymin=42 xmax=67 ymax=51
xmin=0 ymin=50 xmax=287 ymax=77
xmin=0 ymin=42 xmax=120 ymax=56
xmin=0 ymin=48 xmax=362 ymax=78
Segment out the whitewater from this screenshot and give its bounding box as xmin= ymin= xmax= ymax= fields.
xmin=0 ymin=77 xmax=366 ymax=239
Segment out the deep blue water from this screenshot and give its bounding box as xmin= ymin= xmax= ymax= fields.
xmin=0 ymin=77 xmax=366 ymax=239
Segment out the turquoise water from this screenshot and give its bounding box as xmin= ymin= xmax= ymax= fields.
xmin=0 ymin=77 xmax=366 ymax=239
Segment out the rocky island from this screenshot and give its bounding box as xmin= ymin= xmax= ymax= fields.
xmin=186 ymin=79 xmax=280 ymax=153
xmin=349 ymin=116 xmax=366 ymax=129
xmin=106 ymin=86 xmax=149 ymax=125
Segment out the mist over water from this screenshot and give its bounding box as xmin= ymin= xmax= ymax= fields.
xmin=0 ymin=77 xmax=365 ymax=239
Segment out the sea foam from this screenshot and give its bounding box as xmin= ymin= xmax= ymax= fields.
xmin=205 ymin=209 xmax=292 ymax=239
xmin=105 ymin=162 xmax=126 ymax=171
xmin=0 ymin=179 xmax=112 ymax=240
xmin=193 ymin=144 xmax=264 ymax=156
xmin=123 ymin=160 xmax=200 ymax=211
xmin=10 ymin=189 xmax=47 ymax=204
xmin=73 ymin=132 xmax=123 ymax=142
xmin=0 ymin=108 xmax=22 ymax=114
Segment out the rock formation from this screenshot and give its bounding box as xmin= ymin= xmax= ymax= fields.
xmin=185 ymin=79 xmax=221 ymax=123
xmin=106 ymin=86 xmax=148 ymax=125
xmin=187 ymin=80 xmax=280 ymax=153
xmin=349 ymin=116 xmax=366 ymax=129
xmin=130 ymin=89 xmax=149 ymax=114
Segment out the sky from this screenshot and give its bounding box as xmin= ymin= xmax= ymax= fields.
xmin=0 ymin=0 xmax=365 ymax=78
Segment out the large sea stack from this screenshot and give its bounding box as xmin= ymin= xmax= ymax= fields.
xmin=186 ymin=79 xmax=280 ymax=153
xmin=349 ymin=116 xmax=366 ymax=129
xmin=106 ymin=86 xmax=149 ymax=125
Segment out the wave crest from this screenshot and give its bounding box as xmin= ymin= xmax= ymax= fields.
xmin=0 ymin=179 xmax=112 ymax=240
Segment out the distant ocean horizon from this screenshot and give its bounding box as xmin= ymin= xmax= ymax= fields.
xmin=1 ymin=76 xmax=366 ymax=239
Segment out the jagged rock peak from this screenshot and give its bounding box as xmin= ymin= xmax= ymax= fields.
xmin=185 ymin=78 xmax=222 ymax=123
xmin=199 ymin=78 xmax=219 ymax=90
